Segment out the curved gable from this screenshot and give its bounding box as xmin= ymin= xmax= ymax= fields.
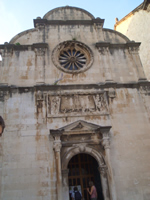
xmin=103 ymin=29 xmax=130 ymax=43
xmin=9 ymin=28 xmax=37 ymax=44
xmin=43 ymin=6 xmax=95 ymax=20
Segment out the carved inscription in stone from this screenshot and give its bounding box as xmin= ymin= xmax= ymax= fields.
xmin=60 ymin=95 xmax=95 ymax=113
xmin=46 ymin=93 xmax=108 ymax=118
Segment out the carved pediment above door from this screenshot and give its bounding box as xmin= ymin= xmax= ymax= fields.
xmin=50 ymin=120 xmax=111 ymax=147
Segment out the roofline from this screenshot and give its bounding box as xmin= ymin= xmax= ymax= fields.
xmin=114 ymin=1 xmax=145 ymax=30
xmin=43 ymin=6 xmax=95 ymax=20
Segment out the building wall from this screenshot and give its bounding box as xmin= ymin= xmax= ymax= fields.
xmin=115 ymin=8 xmax=150 ymax=81
xmin=0 ymin=6 xmax=150 ymax=200
xmin=0 ymin=86 xmax=150 ymax=200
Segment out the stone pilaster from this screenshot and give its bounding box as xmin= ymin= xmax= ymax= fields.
xmin=128 ymin=45 xmax=147 ymax=81
xmin=96 ymin=44 xmax=113 ymax=82
xmin=34 ymin=47 xmax=46 ymax=84
xmin=62 ymin=169 xmax=69 ymax=200
xmin=101 ymin=127 xmax=117 ymax=200
xmin=98 ymin=165 xmax=110 ymax=200
xmin=50 ymin=130 xmax=63 ymax=200
xmin=53 ymin=137 xmax=62 ymax=200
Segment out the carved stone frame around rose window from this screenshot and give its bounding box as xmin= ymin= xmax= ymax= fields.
xmin=52 ymin=40 xmax=94 ymax=74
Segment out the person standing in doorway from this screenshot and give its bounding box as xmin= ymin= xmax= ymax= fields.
xmin=87 ymin=181 xmax=97 ymax=200
xmin=72 ymin=186 xmax=82 ymax=200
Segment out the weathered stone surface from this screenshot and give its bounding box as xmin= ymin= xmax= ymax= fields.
xmin=0 ymin=5 xmax=150 ymax=200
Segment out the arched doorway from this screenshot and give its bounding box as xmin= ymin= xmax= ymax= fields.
xmin=68 ymin=153 xmax=104 ymax=200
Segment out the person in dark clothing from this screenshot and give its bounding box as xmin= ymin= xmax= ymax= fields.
xmin=72 ymin=186 xmax=82 ymax=200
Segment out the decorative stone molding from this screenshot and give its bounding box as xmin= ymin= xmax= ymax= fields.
xmin=53 ymin=140 xmax=62 ymax=152
xmin=36 ymin=91 xmax=44 ymax=100
xmin=45 ymin=92 xmax=109 ymax=118
xmin=52 ymin=40 xmax=94 ymax=74
xmin=101 ymin=138 xmax=110 ymax=150
xmin=108 ymin=88 xmax=116 ymax=98
xmin=140 ymin=85 xmax=150 ymax=95
xmin=36 ymin=90 xmax=110 ymax=119
xmin=50 ymin=129 xmax=63 ymax=152
xmin=72 ymin=143 xmax=87 ymax=152
xmin=97 ymin=46 xmax=109 ymax=55
xmin=98 ymin=165 xmax=108 ymax=175
xmin=34 ymin=47 xmax=46 ymax=56
xmin=34 ymin=18 xmax=104 ymax=28
xmin=1 ymin=49 xmax=13 ymax=57
xmin=0 ymin=90 xmax=9 ymax=101
xmin=100 ymin=126 xmax=111 ymax=149
xmin=61 ymin=145 xmax=105 ymax=170
xmin=128 ymin=46 xmax=139 ymax=54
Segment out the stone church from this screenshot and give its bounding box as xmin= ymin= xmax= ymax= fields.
xmin=0 ymin=5 xmax=150 ymax=200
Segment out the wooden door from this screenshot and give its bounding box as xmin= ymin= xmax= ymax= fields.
xmin=68 ymin=153 xmax=96 ymax=200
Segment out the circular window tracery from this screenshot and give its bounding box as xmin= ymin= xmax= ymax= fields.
xmin=52 ymin=41 xmax=93 ymax=74
xmin=59 ymin=49 xmax=86 ymax=71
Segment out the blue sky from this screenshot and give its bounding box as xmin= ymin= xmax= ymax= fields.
xmin=0 ymin=0 xmax=142 ymax=44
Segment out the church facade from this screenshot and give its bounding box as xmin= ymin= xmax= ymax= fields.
xmin=0 ymin=6 xmax=150 ymax=200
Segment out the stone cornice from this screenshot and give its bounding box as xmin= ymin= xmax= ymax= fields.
xmin=34 ymin=18 xmax=104 ymax=27
xmin=95 ymin=42 xmax=141 ymax=49
xmin=0 ymin=81 xmax=150 ymax=92
xmin=0 ymin=43 xmax=48 ymax=51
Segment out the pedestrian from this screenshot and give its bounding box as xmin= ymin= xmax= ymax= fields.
xmin=87 ymin=181 xmax=97 ymax=200
xmin=72 ymin=186 xmax=82 ymax=200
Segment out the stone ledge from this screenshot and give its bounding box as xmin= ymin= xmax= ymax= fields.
xmin=0 ymin=43 xmax=48 ymax=51
xmin=34 ymin=18 xmax=104 ymax=27
xmin=0 ymin=81 xmax=150 ymax=92
xmin=96 ymin=42 xmax=141 ymax=49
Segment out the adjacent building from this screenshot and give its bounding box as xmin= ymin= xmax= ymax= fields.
xmin=115 ymin=0 xmax=150 ymax=81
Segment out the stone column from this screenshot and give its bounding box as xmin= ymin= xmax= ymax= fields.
xmin=62 ymin=169 xmax=69 ymax=200
xmin=128 ymin=45 xmax=147 ymax=81
xmin=98 ymin=165 xmax=110 ymax=200
xmin=101 ymin=127 xmax=117 ymax=200
xmin=53 ymin=136 xmax=62 ymax=200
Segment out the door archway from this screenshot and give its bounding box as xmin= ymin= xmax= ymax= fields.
xmin=68 ymin=153 xmax=104 ymax=200
xmin=50 ymin=120 xmax=116 ymax=200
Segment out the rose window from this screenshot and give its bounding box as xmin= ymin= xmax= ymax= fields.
xmin=59 ymin=49 xmax=86 ymax=71
xmin=52 ymin=41 xmax=93 ymax=74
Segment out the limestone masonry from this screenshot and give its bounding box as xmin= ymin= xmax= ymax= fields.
xmin=0 ymin=4 xmax=150 ymax=200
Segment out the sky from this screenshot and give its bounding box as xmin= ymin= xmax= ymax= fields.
xmin=0 ymin=0 xmax=143 ymax=44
